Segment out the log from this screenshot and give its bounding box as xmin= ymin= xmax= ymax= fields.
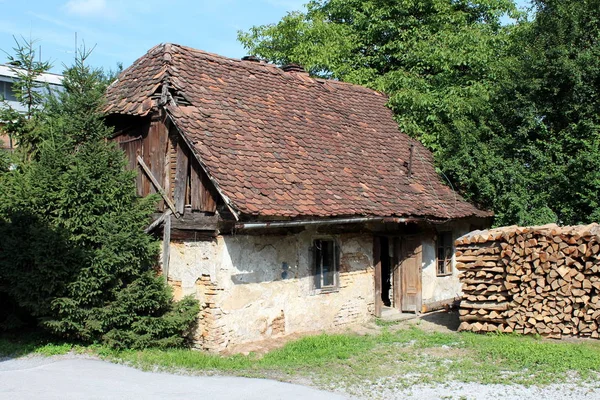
xmin=457 ymin=223 xmax=600 ymax=339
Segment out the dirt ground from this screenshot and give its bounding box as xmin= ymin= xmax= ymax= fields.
xmin=224 ymin=309 xmax=459 ymax=355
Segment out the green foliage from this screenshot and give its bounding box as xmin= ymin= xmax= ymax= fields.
xmin=239 ymin=0 xmax=518 ymax=148
xmin=0 ymin=149 xmax=9 ymax=173
xmin=441 ymin=0 xmax=600 ymax=225
xmin=240 ymin=0 xmax=600 ymax=226
xmin=0 ymin=48 xmax=198 ymax=349
xmin=0 ymin=36 xmax=53 ymax=156
xmin=42 ymin=46 xmax=114 ymax=146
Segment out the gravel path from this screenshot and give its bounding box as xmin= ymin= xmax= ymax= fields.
xmin=2 ymin=354 xmax=600 ymax=399
xmin=342 ymin=380 xmax=600 ymax=399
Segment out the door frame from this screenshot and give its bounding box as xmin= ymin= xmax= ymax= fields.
xmin=374 ymin=235 xmax=422 ymax=316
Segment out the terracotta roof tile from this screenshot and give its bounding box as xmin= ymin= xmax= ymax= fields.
xmin=106 ymin=43 xmax=490 ymax=220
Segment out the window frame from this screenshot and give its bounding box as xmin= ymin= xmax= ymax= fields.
xmin=311 ymin=237 xmax=340 ymax=293
xmin=0 ymin=80 xmax=17 ymax=102
xmin=436 ymin=231 xmax=454 ymax=277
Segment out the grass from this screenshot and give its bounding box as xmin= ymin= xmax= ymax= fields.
xmin=3 ymin=324 xmax=600 ymax=396
xmin=0 ymin=332 xmax=78 ymax=358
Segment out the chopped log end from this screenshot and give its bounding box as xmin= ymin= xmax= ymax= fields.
xmin=458 ymin=223 xmax=600 ymax=339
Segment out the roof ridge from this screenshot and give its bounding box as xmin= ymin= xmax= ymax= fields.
xmin=162 ymin=42 xmax=386 ymax=97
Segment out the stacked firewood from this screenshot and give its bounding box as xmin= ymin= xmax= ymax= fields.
xmin=456 ymin=224 xmax=600 ymax=338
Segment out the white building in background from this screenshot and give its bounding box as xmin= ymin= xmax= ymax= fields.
xmin=0 ymin=64 xmax=64 ymax=150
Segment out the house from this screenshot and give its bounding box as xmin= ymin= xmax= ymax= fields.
xmin=105 ymin=43 xmax=491 ymax=351
xmin=0 ymin=64 xmax=64 ymax=150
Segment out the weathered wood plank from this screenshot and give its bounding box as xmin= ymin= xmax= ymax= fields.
xmin=170 ymin=229 xmax=218 ymax=241
xmin=374 ymin=236 xmax=382 ymax=318
xmin=170 ymin=212 xmax=219 ymax=231
xmin=174 ymin=141 xmax=189 ymax=215
xmin=137 ymin=155 xmax=179 ymax=217
xmin=202 ymin=173 xmax=217 ymax=212
xmin=162 ymin=119 xmax=171 ymax=206
xmin=145 ymin=209 xmax=173 ymax=233
xmin=460 ymin=301 xmax=510 ymax=311
xmin=190 ymin=159 xmax=203 ymax=211
xmin=202 ymin=172 xmax=217 ymax=212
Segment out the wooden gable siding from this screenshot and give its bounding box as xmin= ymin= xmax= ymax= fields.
xmin=110 ymin=112 xmax=218 ymax=215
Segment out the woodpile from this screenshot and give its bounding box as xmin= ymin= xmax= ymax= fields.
xmin=456 ymin=223 xmax=600 ymax=338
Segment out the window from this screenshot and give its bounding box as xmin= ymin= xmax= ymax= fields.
xmin=437 ymin=231 xmax=453 ymax=276
xmin=0 ymin=81 xmax=17 ymax=102
xmin=313 ymin=239 xmax=338 ymax=291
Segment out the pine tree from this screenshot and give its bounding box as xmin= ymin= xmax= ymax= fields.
xmin=0 ymin=47 xmax=198 ymax=348
xmin=0 ymin=36 xmax=53 ymax=156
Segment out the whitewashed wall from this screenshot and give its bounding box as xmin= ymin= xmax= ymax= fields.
xmin=421 ymin=221 xmax=471 ymax=305
xmin=167 ymin=228 xmax=375 ymax=350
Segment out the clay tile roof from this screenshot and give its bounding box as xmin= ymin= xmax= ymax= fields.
xmin=105 ymin=43 xmax=491 ymax=220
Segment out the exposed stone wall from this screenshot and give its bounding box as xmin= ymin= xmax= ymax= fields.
xmin=421 ymin=221 xmax=471 ymax=305
xmin=167 ymin=228 xmax=374 ymax=351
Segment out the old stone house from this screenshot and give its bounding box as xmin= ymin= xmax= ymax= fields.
xmin=105 ymin=43 xmax=491 ymax=351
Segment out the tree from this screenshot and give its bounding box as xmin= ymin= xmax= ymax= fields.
xmin=240 ymin=0 xmax=600 ymax=226
xmin=0 ymin=149 xmax=8 ymax=173
xmin=460 ymin=0 xmax=600 ymax=225
xmin=521 ymin=0 xmax=600 ymax=224
xmin=239 ymin=0 xmax=518 ymax=150
xmin=238 ymin=0 xmax=521 ymax=221
xmin=0 ymin=48 xmax=198 ymax=348
xmin=0 ymin=36 xmax=53 ymax=155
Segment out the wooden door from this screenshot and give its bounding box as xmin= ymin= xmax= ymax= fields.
xmin=400 ymin=236 xmax=422 ymax=313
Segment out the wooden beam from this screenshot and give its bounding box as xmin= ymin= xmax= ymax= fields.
xmin=421 ymin=297 xmax=461 ymax=314
xmin=374 ymin=236 xmax=382 ymax=318
xmin=170 ymin=212 xmax=219 ymax=231
xmin=145 ymin=209 xmax=173 ymax=233
xmin=392 ymin=236 xmax=401 ymax=309
xmin=162 ymin=214 xmax=171 ymax=281
xmin=137 ymin=155 xmax=179 ymax=217
xmin=170 ymin=229 xmax=219 ymax=241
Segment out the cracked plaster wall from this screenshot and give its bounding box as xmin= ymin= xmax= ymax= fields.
xmin=167 ymin=229 xmax=375 ymax=350
xmin=421 ymin=221 xmax=471 ymax=304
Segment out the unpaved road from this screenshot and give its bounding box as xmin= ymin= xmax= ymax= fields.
xmin=0 ymin=355 xmax=348 ymax=400
xmin=2 ymin=354 xmax=600 ymax=400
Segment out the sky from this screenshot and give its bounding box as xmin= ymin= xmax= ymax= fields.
xmin=0 ymin=0 xmax=530 ymax=75
xmin=0 ymin=0 xmax=307 ymax=74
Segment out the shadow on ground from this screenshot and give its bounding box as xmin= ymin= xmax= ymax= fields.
xmin=418 ymin=310 xmax=461 ymax=333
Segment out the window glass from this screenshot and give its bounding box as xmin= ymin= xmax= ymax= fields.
xmin=437 ymin=232 xmax=453 ymax=275
xmin=0 ymin=81 xmax=17 ymax=102
xmin=314 ymin=239 xmax=337 ymax=289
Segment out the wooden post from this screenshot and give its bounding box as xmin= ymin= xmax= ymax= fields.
xmin=162 ymin=214 xmax=171 ymax=282
xmin=392 ymin=236 xmax=401 ymax=309
xmin=374 ymin=236 xmax=382 ymax=318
